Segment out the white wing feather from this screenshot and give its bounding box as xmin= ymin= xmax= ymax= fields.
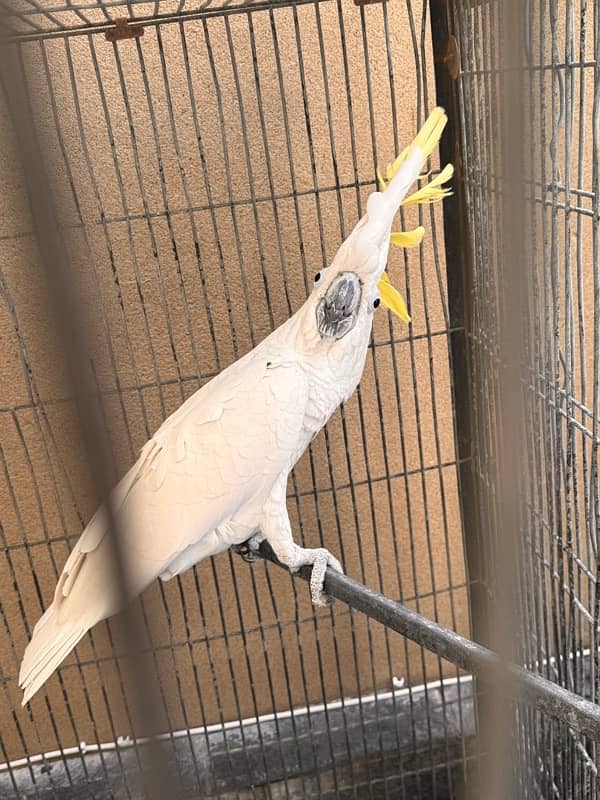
xmin=19 ymin=352 xmax=308 ymax=704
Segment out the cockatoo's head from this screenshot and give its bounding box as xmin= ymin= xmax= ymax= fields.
xmin=308 ymin=108 xmax=453 ymax=342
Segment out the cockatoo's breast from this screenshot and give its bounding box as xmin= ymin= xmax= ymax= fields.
xmin=256 ymin=297 xmax=373 ymax=467
xmin=296 ymin=323 xmax=372 ymax=449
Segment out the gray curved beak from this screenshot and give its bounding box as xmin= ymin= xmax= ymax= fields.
xmin=316 ymin=272 xmax=362 ymax=340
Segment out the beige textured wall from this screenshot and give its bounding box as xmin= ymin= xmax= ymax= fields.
xmin=0 ymin=0 xmax=468 ymax=762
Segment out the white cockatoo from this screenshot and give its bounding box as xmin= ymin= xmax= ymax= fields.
xmin=19 ymin=108 xmax=452 ymax=705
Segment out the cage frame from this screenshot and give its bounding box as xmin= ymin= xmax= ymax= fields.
xmin=1 ymin=0 xmax=600 ymax=797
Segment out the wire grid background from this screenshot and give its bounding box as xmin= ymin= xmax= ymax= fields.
xmin=2 ymin=0 xmax=322 ymax=37
xmin=0 ymin=0 xmax=473 ymax=797
xmin=447 ymin=0 xmax=600 ymax=796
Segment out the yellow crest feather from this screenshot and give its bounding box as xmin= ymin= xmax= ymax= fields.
xmin=372 ymin=108 xmax=454 ymax=326
xmin=401 ymin=163 xmax=454 ymax=207
xmin=377 ymin=272 xmax=411 ymax=323
xmin=390 ymin=226 xmax=426 ymax=249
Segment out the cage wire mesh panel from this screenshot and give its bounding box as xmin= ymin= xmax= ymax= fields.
xmin=0 ymin=0 xmax=473 ymax=798
xmin=442 ymin=0 xmax=600 ymax=797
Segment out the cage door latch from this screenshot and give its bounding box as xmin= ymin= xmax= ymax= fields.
xmin=105 ymin=18 xmax=144 ymax=42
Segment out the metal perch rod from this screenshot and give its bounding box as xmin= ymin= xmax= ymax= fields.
xmin=255 ymin=541 xmax=600 ymax=742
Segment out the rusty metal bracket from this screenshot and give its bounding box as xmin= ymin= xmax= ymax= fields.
xmin=435 ymin=34 xmax=460 ymax=79
xmin=105 ymin=17 xmax=144 ymax=42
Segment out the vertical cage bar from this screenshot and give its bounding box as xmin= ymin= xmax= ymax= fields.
xmin=0 ymin=14 xmax=184 ymax=800
xmin=428 ymin=0 xmax=482 ymax=650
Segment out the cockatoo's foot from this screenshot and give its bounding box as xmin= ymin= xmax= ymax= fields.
xmin=284 ymin=545 xmax=343 ymax=607
xmin=231 ymin=532 xmax=265 ymax=563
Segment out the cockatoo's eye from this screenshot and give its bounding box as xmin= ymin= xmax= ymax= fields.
xmin=314 ymin=268 xmax=328 ymax=286
xmin=367 ymin=294 xmax=380 ymax=315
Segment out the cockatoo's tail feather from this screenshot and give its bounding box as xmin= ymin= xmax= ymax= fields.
xmin=20 ymin=608 xmax=86 ymax=706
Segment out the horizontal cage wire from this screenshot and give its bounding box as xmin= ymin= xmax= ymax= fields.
xmin=0 ymin=0 xmax=474 ymax=798
xmin=446 ymin=0 xmax=600 ymax=797
xmin=1 ymin=0 xmax=328 ymax=39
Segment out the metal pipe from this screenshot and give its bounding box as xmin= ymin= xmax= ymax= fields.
xmin=0 ymin=16 xmax=181 ymax=800
xmin=255 ymin=540 xmax=600 ymax=742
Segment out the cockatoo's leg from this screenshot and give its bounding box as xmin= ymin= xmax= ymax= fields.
xmin=261 ymin=474 xmax=343 ymax=606
xmin=231 ymin=531 xmax=264 ymax=562
xmin=160 ymin=530 xmax=229 ymax=580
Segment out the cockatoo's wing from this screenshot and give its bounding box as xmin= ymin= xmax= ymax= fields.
xmin=127 ymin=354 xmax=310 ymax=567
xmin=19 ymin=354 xmax=309 ymax=705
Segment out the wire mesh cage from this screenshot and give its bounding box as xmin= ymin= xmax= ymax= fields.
xmin=0 ymin=0 xmax=598 ymax=798
xmin=435 ymin=0 xmax=600 ymax=796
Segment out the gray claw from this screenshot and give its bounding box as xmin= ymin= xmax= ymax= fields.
xmin=309 ymin=548 xmax=343 ymax=607
xmin=232 ymin=533 xmax=265 ymax=564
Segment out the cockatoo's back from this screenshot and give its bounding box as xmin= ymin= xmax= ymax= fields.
xmin=19 ymin=352 xmax=309 ymax=705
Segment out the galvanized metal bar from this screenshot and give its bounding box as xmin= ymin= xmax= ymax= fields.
xmin=3 ymin=0 xmax=335 ymax=42
xmin=254 ymin=541 xmax=600 ymax=743
xmin=428 ymin=0 xmax=483 ymax=647
xmin=0 ymin=15 xmax=183 ymax=800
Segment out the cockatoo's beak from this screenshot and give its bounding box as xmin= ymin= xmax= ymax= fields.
xmin=316 ymin=272 xmax=362 ymax=340
xmin=351 ymin=107 xmax=454 ymax=325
